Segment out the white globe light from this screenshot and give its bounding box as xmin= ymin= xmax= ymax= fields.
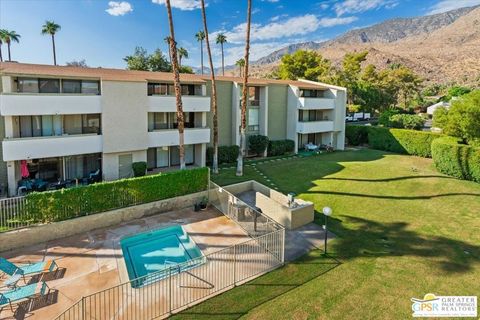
xmin=323 ymin=207 xmax=332 ymax=216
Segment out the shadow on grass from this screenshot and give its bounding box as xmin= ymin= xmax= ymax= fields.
xmin=171 ymin=251 xmax=340 ymax=320
xmin=305 ymin=190 xmax=480 ymax=200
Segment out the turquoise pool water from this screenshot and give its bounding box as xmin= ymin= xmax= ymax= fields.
xmin=120 ymin=225 xmax=204 ymax=286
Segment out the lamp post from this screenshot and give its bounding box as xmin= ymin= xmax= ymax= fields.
xmin=322 ymin=206 xmax=332 ymax=255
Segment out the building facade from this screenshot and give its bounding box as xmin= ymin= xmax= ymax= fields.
xmin=0 ymin=62 xmax=345 ymax=197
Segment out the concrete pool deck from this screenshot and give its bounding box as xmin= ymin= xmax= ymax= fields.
xmin=0 ymin=207 xmax=250 ymax=320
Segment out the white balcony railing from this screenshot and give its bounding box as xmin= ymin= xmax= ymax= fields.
xmin=296 ymin=121 xmax=334 ymax=134
xmin=2 ymin=134 xmax=102 ymax=161
xmin=0 ymin=94 xmax=101 ymax=116
xmin=298 ymin=97 xmax=335 ymax=110
xmin=148 ymin=95 xmax=211 ymax=112
xmin=147 ymin=128 xmax=210 ymax=148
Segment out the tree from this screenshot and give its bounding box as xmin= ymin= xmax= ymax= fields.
xmin=41 ymin=21 xmax=61 ymax=65
xmin=379 ymin=65 xmax=423 ymax=110
xmin=165 ymin=0 xmax=186 ymax=169
xmin=0 ymin=29 xmax=7 ymax=62
xmin=334 ymin=51 xmax=368 ymax=104
xmin=2 ymin=30 xmax=20 ymax=61
xmin=235 ymin=58 xmax=245 ymax=77
xmin=200 ymin=0 xmax=219 ymax=174
xmin=177 ymin=47 xmax=188 ymax=67
xmin=236 ymin=0 xmax=252 ymax=177
xmin=195 ymin=31 xmax=205 ymax=74
xmin=66 ymin=59 xmax=88 ymax=67
xmin=216 ymin=33 xmax=227 ymax=76
xmin=278 ymin=50 xmax=331 ymax=82
xmin=148 ymin=48 xmax=171 ymax=71
xmin=124 ymin=47 xmax=171 ymax=72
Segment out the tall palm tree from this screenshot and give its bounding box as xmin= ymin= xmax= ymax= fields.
xmin=165 ymin=0 xmax=186 ymax=170
xmin=216 ymin=33 xmax=227 ymax=76
xmin=236 ymin=0 xmax=252 ymax=177
xmin=235 ymin=58 xmax=245 ymax=77
xmin=3 ymin=30 xmax=21 ymax=62
xmin=41 ymin=21 xmax=61 ymax=65
xmin=177 ymin=47 xmax=188 ymax=67
xmin=200 ymin=0 xmax=219 ymax=174
xmin=0 ymin=29 xmax=7 ymax=62
xmin=195 ymin=31 xmax=205 ymax=74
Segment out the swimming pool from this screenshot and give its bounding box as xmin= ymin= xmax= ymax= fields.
xmin=120 ymin=225 xmax=204 ymax=287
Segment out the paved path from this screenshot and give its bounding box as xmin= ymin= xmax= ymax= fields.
xmin=284 ymin=223 xmax=335 ymax=261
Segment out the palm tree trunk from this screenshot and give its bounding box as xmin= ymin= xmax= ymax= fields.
xmin=200 ymin=0 xmax=219 ymax=174
xmin=51 ymin=34 xmax=57 ymax=65
xmin=200 ymin=40 xmax=204 ymax=75
xmin=179 ymin=56 xmax=182 ymax=67
xmin=0 ymin=44 xmax=3 ymax=62
xmin=7 ymin=42 xmax=11 ymax=61
xmin=165 ymin=0 xmax=186 ymax=170
xmin=221 ymin=43 xmax=225 ymax=76
xmin=236 ymin=0 xmax=252 ymax=177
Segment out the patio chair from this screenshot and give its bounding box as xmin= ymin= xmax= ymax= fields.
xmin=0 ymin=258 xmax=58 ymax=285
xmin=0 ymin=281 xmax=51 ymax=313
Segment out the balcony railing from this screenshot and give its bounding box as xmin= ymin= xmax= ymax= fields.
xmin=297 ymin=120 xmax=334 ymax=134
xmin=147 ymin=127 xmax=210 ymax=147
xmin=148 ymin=95 xmax=211 ymax=112
xmin=298 ymin=97 xmax=335 ymax=110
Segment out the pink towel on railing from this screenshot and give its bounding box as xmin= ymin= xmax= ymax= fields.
xmin=20 ymin=160 xmax=30 ymax=178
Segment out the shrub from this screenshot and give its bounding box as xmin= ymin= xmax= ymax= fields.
xmin=432 ymin=137 xmax=480 ymax=182
xmin=345 ymin=125 xmax=368 ymax=146
xmin=388 ymin=114 xmax=425 ymax=130
xmin=132 ymin=162 xmax=147 ymax=177
xmin=378 ymin=109 xmax=399 ymax=127
xmin=248 ymin=135 xmax=269 ymax=156
xmin=366 ymin=126 xmax=443 ymax=157
xmin=268 ymin=140 xmax=295 ymax=156
xmin=206 ymin=145 xmax=240 ymax=165
xmin=25 ymin=167 xmax=209 ymax=223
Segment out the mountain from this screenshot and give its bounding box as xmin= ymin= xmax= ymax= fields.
xmin=231 ymin=5 xmax=480 ymax=85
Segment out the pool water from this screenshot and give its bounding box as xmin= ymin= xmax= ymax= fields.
xmin=120 ymin=225 xmax=204 ymax=286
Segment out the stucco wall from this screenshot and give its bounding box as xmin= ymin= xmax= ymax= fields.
xmin=0 ymin=190 xmax=207 ymax=252
xmin=206 ymin=80 xmax=233 ymax=147
xmin=267 ymin=84 xmax=288 ymax=140
xmin=0 ymin=116 xmax=7 ymax=195
xmin=102 ymin=150 xmax=147 ymax=181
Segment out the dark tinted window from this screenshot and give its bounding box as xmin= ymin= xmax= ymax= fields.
xmin=39 ymin=79 xmax=60 ymax=93
xmin=81 ymin=81 xmax=100 ymax=94
xmin=17 ymin=78 xmax=39 ymax=93
xmin=62 ymin=80 xmax=82 ymax=93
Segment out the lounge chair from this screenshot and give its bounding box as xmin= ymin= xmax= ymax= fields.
xmin=0 ymin=281 xmax=51 ymax=313
xmin=0 ymin=258 xmax=57 ymax=285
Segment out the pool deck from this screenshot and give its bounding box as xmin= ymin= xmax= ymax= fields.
xmin=0 ymin=207 xmax=250 ymax=320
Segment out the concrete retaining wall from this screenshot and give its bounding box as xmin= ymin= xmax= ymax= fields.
xmin=0 ymin=190 xmax=207 ymax=252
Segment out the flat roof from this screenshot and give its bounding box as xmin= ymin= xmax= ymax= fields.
xmin=0 ymin=62 xmax=333 ymax=89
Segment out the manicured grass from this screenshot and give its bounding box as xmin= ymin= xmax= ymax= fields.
xmin=176 ymin=149 xmax=480 ymax=319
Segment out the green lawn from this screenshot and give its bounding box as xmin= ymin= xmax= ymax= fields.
xmin=175 ymin=149 xmax=480 ymax=319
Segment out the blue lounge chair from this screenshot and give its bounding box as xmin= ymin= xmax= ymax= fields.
xmin=0 ymin=281 xmax=51 ymax=313
xmin=0 ymin=258 xmax=57 ymax=285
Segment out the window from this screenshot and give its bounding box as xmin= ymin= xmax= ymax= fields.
xmin=173 ymin=112 xmax=194 ymax=129
xmin=63 ymin=115 xmax=83 ymax=135
xmin=82 ymin=114 xmax=101 ymax=134
xmin=81 ymin=81 xmax=100 ymax=94
xmin=64 ymin=153 xmax=101 ymax=180
xmin=248 ymin=86 xmax=260 ymax=106
xmin=247 ymin=108 xmax=259 ymax=132
xmin=39 ymin=79 xmax=60 ymax=93
xmin=301 ymin=89 xmax=325 ymax=98
xmin=154 ymin=113 xmax=169 ymax=130
xmin=19 ymin=116 xmax=43 ymax=137
xmin=17 ymin=78 xmax=39 ymax=93
xmin=62 ymin=80 xmax=81 ymax=93
xmin=148 ymin=83 xmax=168 ymax=96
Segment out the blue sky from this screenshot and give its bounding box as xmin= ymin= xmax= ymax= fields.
xmin=1 ymin=0 xmax=479 ymax=69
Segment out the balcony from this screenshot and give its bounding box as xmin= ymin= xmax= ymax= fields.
xmin=148 ymin=96 xmax=210 ymax=112
xmin=298 ymin=97 xmax=335 ymax=110
xmin=147 ymin=128 xmax=210 ymax=148
xmin=2 ymin=134 xmax=102 ymax=161
xmin=297 ymin=121 xmax=334 ymax=134
xmin=0 ymin=94 xmax=101 ymax=116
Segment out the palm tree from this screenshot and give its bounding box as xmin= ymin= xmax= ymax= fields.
xmin=236 ymin=0 xmax=252 ymax=177
xmin=195 ymin=31 xmax=205 ymax=74
xmin=216 ymin=33 xmax=227 ymax=76
xmin=165 ymin=0 xmax=186 ymax=170
xmin=164 ymin=36 xmax=172 ymax=64
xmin=0 ymin=29 xmax=7 ymax=62
xmin=235 ymin=58 xmax=245 ymax=77
xmin=200 ymin=0 xmax=219 ymax=174
xmin=3 ymin=30 xmax=21 ymax=62
xmin=177 ymin=47 xmax=188 ymax=67
xmin=41 ymin=21 xmax=61 ymax=65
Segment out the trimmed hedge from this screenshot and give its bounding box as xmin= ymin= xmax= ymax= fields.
xmin=432 ymin=137 xmax=480 ymax=182
xmin=367 ymin=126 xmax=443 ymax=158
xmin=25 ymin=167 xmax=209 ymax=223
xmin=345 ymin=125 xmax=368 ymax=146
xmin=132 ymin=161 xmax=147 ymax=177
xmin=206 ymin=145 xmax=240 ymax=165
xmin=248 ymin=135 xmax=269 ymax=155
xmin=268 ymin=139 xmax=295 ymax=156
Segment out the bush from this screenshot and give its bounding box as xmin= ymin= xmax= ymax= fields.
xmin=367 ymin=126 xmax=443 ymax=157
xmin=206 ymin=145 xmax=240 ymax=165
xmin=388 ymin=114 xmax=425 ymax=130
xmin=432 ymin=137 xmax=480 ymax=182
xmin=378 ymin=109 xmax=399 ymax=127
xmin=345 ymin=125 xmax=368 ymax=146
xmin=25 ymin=167 xmax=209 ymax=223
xmin=248 ymin=135 xmax=269 ymax=156
xmin=132 ymin=162 xmax=147 ymax=177
xmin=268 ymin=140 xmax=295 ymax=156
